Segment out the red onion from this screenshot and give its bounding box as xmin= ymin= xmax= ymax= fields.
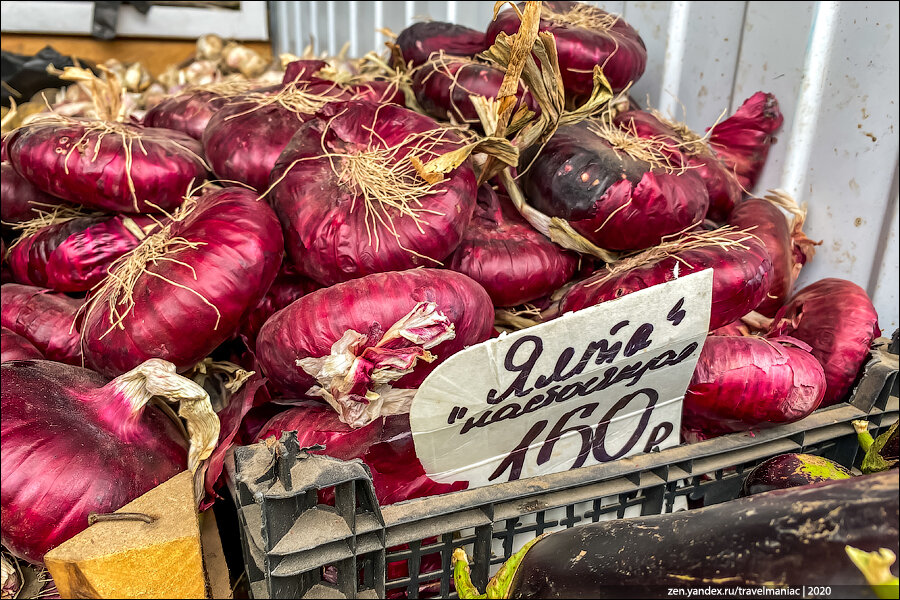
xmin=1 ymin=358 xmax=218 ymax=563
xmin=203 ymin=81 xmax=368 ymax=192
xmin=683 ymin=335 xmax=826 ymax=440
xmin=6 ymin=117 xmax=209 ymax=213
xmin=1 ymin=162 xmax=67 ymax=227
xmin=768 ymin=278 xmax=880 ymax=407
xmin=448 ymin=185 xmax=578 ymax=307
xmin=238 ymin=262 xmax=321 ymax=346
xmin=256 ymin=268 xmax=494 ymax=427
xmin=728 ymin=192 xmax=818 ymax=317
xmin=1 ymin=326 xmax=43 ymax=362
xmin=520 ymin=121 xmax=709 ymax=251
xmin=7 ymin=214 xmax=158 ymax=292
xmin=270 ymin=101 xmax=478 ymax=285
xmin=143 ymin=79 xmax=259 ymax=140
xmin=396 ymin=21 xmax=489 ymax=68
xmin=0 ymin=283 xmax=82 ymax=365
xmin=557 ymin=228 xmax=773 ymax=332
xmin=80 ymin=188 xmax=283 ymax=377
xmin=486 ymin=1 xmax=647 ymax=96
xmin=612 ymin=110 xmax=742 ymax=223
xmin=708 ymin=92 xmax=784 ymax=191
xmin=411 ymin=54 xmax=537 ymax=126
xmin=282 ymin=60 xmax=330 ymax=83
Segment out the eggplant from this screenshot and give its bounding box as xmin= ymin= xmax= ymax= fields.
xmin=739 ymin=453 xmax=851 ymax=497
xmin=855 ymin=419 xmax=899 ymax=474
xmin=454 ymin=471 xmax=899 ymax=599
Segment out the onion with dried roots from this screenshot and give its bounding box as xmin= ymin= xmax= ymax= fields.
xmin=520 ymin=119 xmax=710 ymax=252
xmin=143 ymin=79 xmax=260 ymax=140
xmin=768 ymin=278 xmax=880 ymax=407
xmin=269 ymin=100 xmax=479 ymax=285
xmin=1 ymin=358 xmax=219 ymax=563
xmin=612 ymin=109 xmax=742 ymax=223
xmin=683 ymin=335 xmax=826 ymax=440
xmin=2 ymin=162 xmax=69 ymax=233
xmin=7 ymin=213 xmax=159 ymax=292
xmin=486 ymin=1 xmax=647 ymax=96
xmin=80 ymin=188 xmax=283 ymax=377
xmin=5 ymin=117 xmax=209 ymax=213
xmin=557 ymin=227 xmax=773 ymax=332
xmin=708 ymin=92 xmax=784 ymax=191
xmin=0 ymin=283 xmax=83 ymax=365
xmin=448 ymin=185 xmax=578 ymax=307
xmin=256 ymin=268 xmax=494 ymax=428
xmin=395 ymin=21 xmax=490 ymax=68
xmin=727 ymin=191 xmax=818 ymax=316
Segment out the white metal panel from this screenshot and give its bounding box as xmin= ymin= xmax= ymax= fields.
xmin=622 ymin=1 xmax=672 ymax=107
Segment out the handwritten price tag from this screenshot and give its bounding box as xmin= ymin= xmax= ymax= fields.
xmin=410 ymin=269 xmax=713 ymax=488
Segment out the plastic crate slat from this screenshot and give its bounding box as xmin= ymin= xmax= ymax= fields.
xmin=800 ymin=423 xmax=857 ymax=446
xmin=690 ymin=438 xmax=800 ymax=475
xmin=270 ymin=507 xmax=353 ymax=556
xmin=385 ymin=508 xmax=493 ymax=548
xmin=270 ymin=539 xmax=354 ymax=577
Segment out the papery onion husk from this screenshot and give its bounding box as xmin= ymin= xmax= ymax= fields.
xmin=411 ymin=53 xmax=538 ymax=126
xmin=1 ymin=162 xmax=68 ymax=230
xmin=486 ymin=1 xmax=647 ymax=96
xmin=256 ymin=268 xmax=494 ymax=428
xmin=7 ymin=214 xmax=158 ymax=292
xmin=448 ymin=185 xmax=577 ymax=307
xmin=0 ymin=358 xmax=219 ymax=563
xmin=143 ymin=79 xmax=260 ymax=140
xmin=683 ymin=335 xmax=826 ymax=440
xmin=768 ymin=278 xmax=880 ymax=407
xmin=612 ymin=109 xmax=742 ymax=223
xmin=396 ymin=21 xmax=490 ymax=68
xmin=0 ymin=283 xmax=82 ymax=365
xmin=1 ymin=326 xmax=43 ymax=362
xmin=6 ymin=117 xmax=208 ymax=213
xmin=81 ymin=188 xmax=283 ymax=377
xmin=269 ymin=100 xmax=478 ymax=285
xmin=728 ymin=192 xmax=817 ymax=317
xmin=708 ymin=92 xmax=784 ymax=191
xmin=557 ymin=228 xmax=772 ymax=332
xmin=520 ymin=120 xmax=710 ymax=251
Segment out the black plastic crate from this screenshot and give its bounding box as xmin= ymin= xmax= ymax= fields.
xmin=226 ymin=338 xmax=898 ymax=599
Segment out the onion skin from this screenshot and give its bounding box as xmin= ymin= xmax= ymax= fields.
xmin=1 ymin=162 xmax=66 ymax=227
xmin=82 ymin=188 xmax=284 ymax=377
xmin=709 ymin=92 xmax=784 ymax=191
xmin=143 ymin=90 xmax=233 ymax=140
xmin=6 ymin=119 xmax=208 ymax=213
xmin=256 ymin=268 xmax=494 ymax=397
xmin=396 ymin=21 xmax=489 ymax=68
xmin=520 ymin=122 xmax=709 ymax=251
xmin=7 ymin=214 xmax=157 ymax=292
xmin=448 ymin=186 xmax=577 ymax=307
xmin=270 ymin=101 xmax=478 ymax=285
xmin=738 ymin=453 xmax=851 ymax=497
xmin=768 ymin=278 xmax=880 ymax=407
xmin=486 ymin=1 xmax=647 ymax=95
xmin=728 ymin=198 xmax=796 ymax=316
xmin=683 ymin=336 xmax=826 ymax=440
xmin=238 ymin=262 xmax=321 ymax=346
xmin=1 ymin=326 xmax=43 ymax=361
xmin=0 ymin=283 xmax=82 ymax=365
xmin=412 ymin=57 xmax=537 ymax=126
xmin=558 ymin=231 xmax=772 ymax=332
xmin=613 ymin=110 xmax=741 ymax=223
xmin=0 ymin=360 xmax=186 ymax=563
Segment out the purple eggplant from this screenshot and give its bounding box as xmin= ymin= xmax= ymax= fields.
xmin=454 ymin=471 xmax=899 ymax=598
xmin=739 ymin=453 xmax=852 ymax=497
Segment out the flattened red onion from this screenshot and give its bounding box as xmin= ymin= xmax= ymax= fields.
xmin=1 ymin=326 xmax=43 ymax=362
xmin=396 ymin=21 xmax=489 ymax=67
xmin=0 ymin=283 xmax=82 ymax=365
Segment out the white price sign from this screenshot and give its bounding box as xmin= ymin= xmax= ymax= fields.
xmin=410 ymin=269 xmax=713 ymax=488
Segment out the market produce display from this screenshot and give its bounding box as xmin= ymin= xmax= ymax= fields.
xmin=0 ymin=4 xmax=894 ymax=598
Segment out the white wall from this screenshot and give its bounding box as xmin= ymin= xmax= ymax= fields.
xmin=267 ymin=1 xmax=897 ymax=333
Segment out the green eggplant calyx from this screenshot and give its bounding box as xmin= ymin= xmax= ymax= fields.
xmin=485 ymin=534 xmax=547 ymax=599
xmin=452 ymin=548 xmax=486 ymax=600
xmin=846 ymin=546 xmax=900 ymax=600
xmin=853 ymin=420 xmax=875 ymax=452
xmin=861 ymin=421 xmax=900 ymax=474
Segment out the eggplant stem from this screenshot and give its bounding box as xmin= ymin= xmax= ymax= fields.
xmin=452 ymin=548 xmax=486 ymax=599
xmin=853 ymin=420 xmax=875 ymax=452
xmin=88 ymin=512 xmax=155 ymax=526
